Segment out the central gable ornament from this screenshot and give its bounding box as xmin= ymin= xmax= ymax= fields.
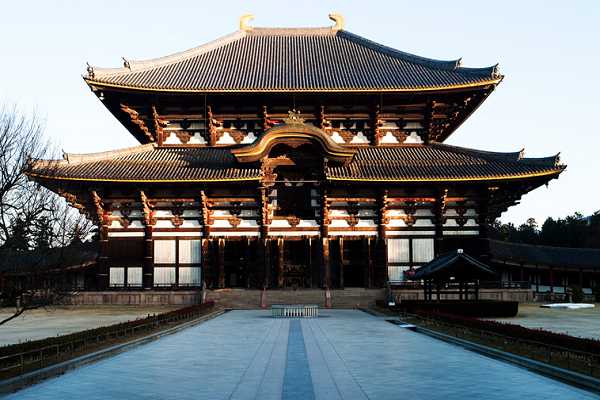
xmin=283 ymin=109 xmax=305 ymax=125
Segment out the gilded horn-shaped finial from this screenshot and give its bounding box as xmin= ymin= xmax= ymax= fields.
xmin=240 ymin=14 xmax=255 ymax=31
xmin=328 ymin=13 xmax=344 ymax=30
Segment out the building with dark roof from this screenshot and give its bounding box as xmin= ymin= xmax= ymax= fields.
xmin=27 ymin=14 xmax=565 ymax=291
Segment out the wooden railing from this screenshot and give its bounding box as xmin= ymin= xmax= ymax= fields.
xmin=390 ymin=281 xmax=531 ymax=290
xmin=0 ymin=302 xmax=215 ymax=380
xmin=271 ymin=304 xmax=319 ymax=318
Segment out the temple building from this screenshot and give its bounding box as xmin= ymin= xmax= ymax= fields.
xmin=27 ymin=15 xmax=565 ymax=291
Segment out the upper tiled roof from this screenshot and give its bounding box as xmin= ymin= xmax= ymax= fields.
xmin=327 ymin=144 xmax=564 ymax=181
xmin=27 ymin=143 xmax=563 ymax=184
xmin=85 ymin=27 xmax=501 ymax=92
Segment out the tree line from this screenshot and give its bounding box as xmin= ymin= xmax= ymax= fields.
xmin=0 ymin=104 xmax=94 ymax=325
xmin=489 ymin=212 xmax=600 ymax=249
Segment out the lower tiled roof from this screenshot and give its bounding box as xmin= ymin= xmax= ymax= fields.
xmin=27 ymin=143 xmax=564 ymax=183
xmin=28 ymin=145 xmax=261 ymax=182
xmin=327 ymin=144 xmax=564 ymax=181
xmin=488 ymin=239 xmax=600 ymax=270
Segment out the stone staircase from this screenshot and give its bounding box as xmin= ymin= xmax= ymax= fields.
xmin=205 ymin=288 xmax=385 ymax=309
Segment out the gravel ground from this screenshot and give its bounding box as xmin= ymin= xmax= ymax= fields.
xmin=0 ymin=306 xmax=178 ymax=346
xmin=492 ymin=303 xmax=600 ymax=340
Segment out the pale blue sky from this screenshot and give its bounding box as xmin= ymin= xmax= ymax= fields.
xmin=1 ymin=0 xmax=598 ymax=224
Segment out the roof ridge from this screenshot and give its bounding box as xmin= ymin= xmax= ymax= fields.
xmin=337 ymin=30 xmax=498 ymax=75
xmin=432 ymin=143 xmax=523 ymax=161
xmin=62 ymin=143 xmax=156 ymax=164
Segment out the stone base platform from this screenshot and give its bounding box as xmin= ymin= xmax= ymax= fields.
xmin=68 ymin=291 xmax=202 ymax=306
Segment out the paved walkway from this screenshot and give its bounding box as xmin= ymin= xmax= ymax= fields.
xmin=7 ymin=310 xmax=599 ymax=399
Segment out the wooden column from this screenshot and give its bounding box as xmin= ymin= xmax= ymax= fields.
xmin=98 ymin=224 xmax=109 ymax=290
xmin=433 ymin=189 xmax=447 ymax=256
xmin=338 ymin=238 xmax=344 ymax=289
xmin=143 ymin=225 xmax=154 ymax=289
xmin=277 ymin=238 xmax=284 ymax=288
xmin=218 ymin=238 xmax=225 ymax=288
xmin=549 ymin=267 xmax=554 ymax=293
xmin=322 ymin=238 xmax=331 ymax=288
xmin=307 ymin=238 xmax=314 ymax=288
xmin=245 ymin=238 xmax=252 ymax=288
xmin=375 ymin=190 xmax=391 ymax=287
xmin=201 ymin=238 xmax=211 ymax=288
xmin=364 ymin=237 xmax=373 ymax=288
xmin=264 ymin=239 xmax=272 ymax=288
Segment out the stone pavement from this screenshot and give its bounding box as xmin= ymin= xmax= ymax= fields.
xmin=7 ymin=310 xmax=599 ymax=399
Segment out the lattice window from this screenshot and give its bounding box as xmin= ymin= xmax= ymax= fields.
xmin=154 ymin=240 xmax=176 ymax=264
xmin=109 ymin=267 xmax=125 ymax=287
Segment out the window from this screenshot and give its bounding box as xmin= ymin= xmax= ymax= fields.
xmin=179 ymin=267 xmax=202 ymax=286
xmin=127 ymin=267 xmax=143 ymax=287
xmin=412 ymin=238 xmax=434 ymax=263
xmin=154 ymin=240 xmax=176 ymax=264
xmin=154 ymin=267 xmax=176 ymax=286
xmin=109 ymin=267 xmax=125 ymax=287
xmin=387 ymin=239 xmax=410 ymax=263
xmin=178 ymin=240 xmax=201 ymax=264
xmin=387 ymin=238 xmax=435 ymax=281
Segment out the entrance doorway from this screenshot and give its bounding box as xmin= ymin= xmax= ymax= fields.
xmin=224 ymin=240 xmax=249 ymax=288
xmin=276 ymin=239 xmax=312 ymax=288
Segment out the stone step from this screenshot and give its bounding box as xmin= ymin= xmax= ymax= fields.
xmin=206 ymin=288 xmax=385 ymax=309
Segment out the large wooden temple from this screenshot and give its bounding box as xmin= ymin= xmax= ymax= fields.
xmin=27 ymin=15 xmax=565 ymax=292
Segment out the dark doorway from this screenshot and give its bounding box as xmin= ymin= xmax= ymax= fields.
xmin=342 ymin=239 xmax=367 ymax=287
xmin=278 ymin=239 xmax=311 ymax=288
xmin=224 ymin=240 xmax=248 ymax=288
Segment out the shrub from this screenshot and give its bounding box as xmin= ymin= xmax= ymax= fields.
xmin=417 ymin=310 xmax=600 ymax=354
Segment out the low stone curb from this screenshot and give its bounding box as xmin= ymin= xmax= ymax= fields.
xmin=0 ymin=309 xmax=225 ymax=395
xmin=412 ymin=324 xmax=600 ymax=394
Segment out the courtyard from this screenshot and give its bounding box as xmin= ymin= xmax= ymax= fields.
xmin=6 ymin=310 xmax=598 ymax=399
xmin=493 ymin=303 xmax=600 ymax=340
xmin=0 ymin=306 xmax=177 ymax=346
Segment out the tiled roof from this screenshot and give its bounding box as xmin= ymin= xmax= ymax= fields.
xmin=413 ymin=250 xmax=496 ymax=280
xmin=327 ymin=144 xmax=564 ymax=181
xmin=488 ymin=240 xmax=600 ymax=270
xmin=85 ymin=27 xmax=501 ymax=92
xmin=28 ymin=143 xmax=563 ymax=184
xmin=28 ymin=144 xmax=261 ymax=182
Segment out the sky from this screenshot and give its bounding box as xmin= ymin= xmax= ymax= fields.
xmin=1 ymin=0 xmax=598 ymax=225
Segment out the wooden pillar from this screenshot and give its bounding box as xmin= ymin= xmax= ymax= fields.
xmin=549 ymin=267 xmax=554 ymax=293
xmin=174 ymin=237 xmax=180 ymax=288
xmin=264 ymin=239 xmax=272 ymax=288
xmin=143 ymin=225 xmax=154 ymax=289
xmin=218 ymin=238 xmax=225 ymax=288
xmin=520 ymin=263 xmax=525 ymax=282
xmin=535 ymin=265 xmax=539 ymax=293
xmin=338 ymin=237 xmax=345 ymax=289
xmin=201 ymin=238 xmax=211 ymax=288
xmin=322 ymin=237 xmax=331 ymax=288
xmin=579 ymin=268 xmax=583 ymax=288
xmin=244 ymin=238 xmax=252 ymax=288
xmin=277 ymin=238 xmax=284 ymax=288
xmin=97 ymin=225 xmax=109 ymax=290
xmin=307 ymin=238 xmax=313 ymax=288
xmin=364 ymin=237 xmax=373 ymax=288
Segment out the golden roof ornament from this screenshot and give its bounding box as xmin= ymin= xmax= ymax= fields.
xmin=239 ymin=14 xmax=254 ymax=31
xmin=328 ymin=13 xmax=344 ymax=30
xmin=284 ymin=109 xmax=305 ymax=125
